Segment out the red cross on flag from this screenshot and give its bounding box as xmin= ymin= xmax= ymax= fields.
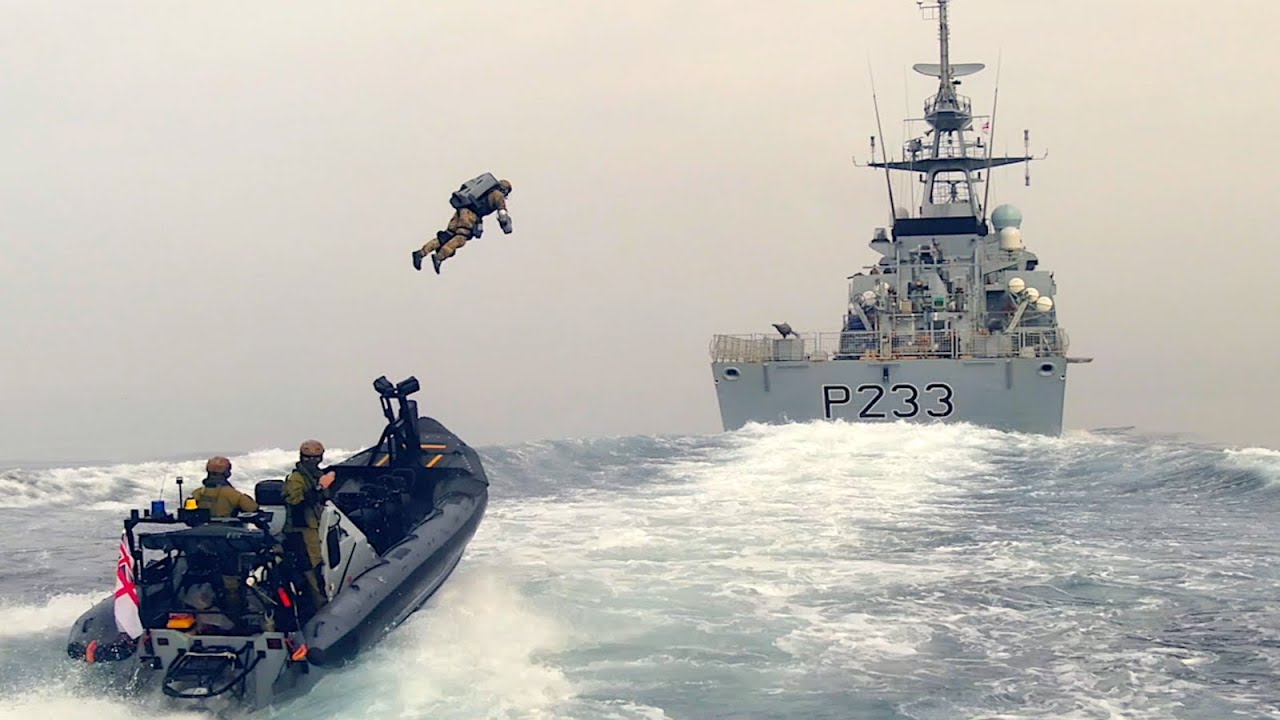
xmin=113 ymin=532 xmax=143 ymax=638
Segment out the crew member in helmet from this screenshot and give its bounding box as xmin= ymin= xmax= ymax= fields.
xmin=185 ymin=456 xmax=260 ymax=624
xmin=189 ymin=456 xmax=259 ymax=518
xmin=412 ymin=176 xmax=513 ymax=275
xmin=282 ymin=439 xmax=336 ymax=616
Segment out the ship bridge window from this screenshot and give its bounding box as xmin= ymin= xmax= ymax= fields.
xmin=927 ymin=170 xmax=973 ymax=205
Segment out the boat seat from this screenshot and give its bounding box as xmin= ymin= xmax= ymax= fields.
xmin=254 ymin=479 xmax=285 ymax=506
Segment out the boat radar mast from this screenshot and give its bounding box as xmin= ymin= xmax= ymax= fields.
xmin=865 ymin=0 xmax=1041 ymax=236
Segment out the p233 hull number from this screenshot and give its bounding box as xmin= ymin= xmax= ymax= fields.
xmin=821 ymin=383 xmax=955 ymax=420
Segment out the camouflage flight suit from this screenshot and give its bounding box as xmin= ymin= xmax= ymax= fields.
xmin=418 ymin=188 xmax=510 ymax=265
xmin=430 ymin=207 xmax=481 ymax=260
xmin=283 ymin=462 xmax=329 ymax=615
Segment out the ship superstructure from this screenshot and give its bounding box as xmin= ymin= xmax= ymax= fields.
xmin=709 ymin=0 xmax=1089 ymax=435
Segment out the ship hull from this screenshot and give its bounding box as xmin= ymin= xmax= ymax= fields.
xmin=711 ymin=356 xmax=1067 ymax=435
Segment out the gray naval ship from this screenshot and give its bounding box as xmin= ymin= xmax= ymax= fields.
xmin=709 ymin=0 xmax=1090 ymax=436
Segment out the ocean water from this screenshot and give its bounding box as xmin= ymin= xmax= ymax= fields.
xmin=1 ymin=421 xmax=1278 ymax=719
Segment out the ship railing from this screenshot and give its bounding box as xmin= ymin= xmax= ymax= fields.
xmin=1014 ymin=329 xmax=1069 ymax=357
xmin=709 ymin=333 xmax=840 ymax=363
xmin=924 ymin=93 xmax=972 ymax=118
xmin=968 ymin=329 xmax=1068 ymax=358
xmin=898 ymin=140 xmax=989 ymax=163
xmin=840 ymin=330 xmax=959 ymax=359
xmin=710 ymin=328 xmax=1068 ymax=362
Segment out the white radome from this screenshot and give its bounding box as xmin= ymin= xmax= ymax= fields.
xmin=998 ymin=226 xmax=1024 ymax=251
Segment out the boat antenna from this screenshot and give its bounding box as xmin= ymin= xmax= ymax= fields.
xmin=979 ymin=51 xmax=1002 ymax=226
xmin=174 ymin=475 xmax=184 ymax=512
xmin=868 ymin=61 xmax=897 ymax=221
xmin=902 ymin=67 xmax=917 ymax=211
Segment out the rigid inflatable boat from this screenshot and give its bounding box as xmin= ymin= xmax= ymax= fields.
xmin=66 ymin=375 xmax=489 ymax=712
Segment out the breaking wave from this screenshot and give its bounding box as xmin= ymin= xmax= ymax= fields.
xmin=0 ymin=448 xmax=357 ymax=511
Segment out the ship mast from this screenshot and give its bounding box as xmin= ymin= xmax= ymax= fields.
xmin=868 ymin=0 xmax=1034 ymax=236
xmin=935 ymin=0 xmax=954 ymax=105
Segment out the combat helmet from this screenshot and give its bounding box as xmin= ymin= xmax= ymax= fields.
xmin=205 ymin=456 xmax=232 ymax=476
xmin=299 ymin=439 xmax=325 ymax=459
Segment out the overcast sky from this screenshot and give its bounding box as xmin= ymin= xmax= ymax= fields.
xmin=2 ymin=0 xmax=1277 ymax=462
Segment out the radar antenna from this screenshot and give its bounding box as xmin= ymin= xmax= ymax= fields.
xmin=1024 ymin=129 xmax=1032 ymax=187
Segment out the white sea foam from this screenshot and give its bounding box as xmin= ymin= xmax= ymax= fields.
xmin=1 ymin=422 xmax=1273 ymax=718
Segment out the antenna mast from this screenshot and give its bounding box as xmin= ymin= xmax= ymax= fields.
xmin=868 ymin=65 xmax=897 ymax=221
xmin=937 ymin=0 xmax=951 ymax=88
xmin=864 ymin=1 xmax=1038 ymax=229
xmin=1024 ymin=129 xmax=1032 ymax=186
xmin=980 ymin=54 xmax=1002 ymax=225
